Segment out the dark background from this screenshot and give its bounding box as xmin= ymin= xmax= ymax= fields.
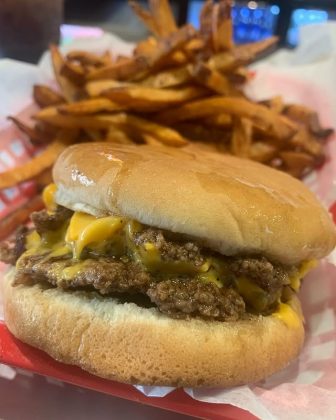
xmin=64 ymin=0 xmax=336 ymax=47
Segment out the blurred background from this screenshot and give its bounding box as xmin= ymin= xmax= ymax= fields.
xmin=63 ymin=0 xmax=336 ymax=47
xmin=1 ymin=0 xmax=336 ymax=62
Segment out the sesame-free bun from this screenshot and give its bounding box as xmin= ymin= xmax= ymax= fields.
xmin=53 ymin=143 xmax=336 ymax=265
xmin=3 ymin=271 xmax=304 ymax=387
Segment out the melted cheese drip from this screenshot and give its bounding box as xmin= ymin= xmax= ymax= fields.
xmin=65 ymin=212 xmax=125 ymax=259
xmin=273 ymin=302 xmax=301 ymax=328
xmin=290 ymin=259 xmax=317 ymax=291
xmin=42 ymin=183 xmax=57 ymax=212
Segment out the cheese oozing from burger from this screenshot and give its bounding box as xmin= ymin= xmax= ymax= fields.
xmin=10 ymin=183 xmax=316 ymax=326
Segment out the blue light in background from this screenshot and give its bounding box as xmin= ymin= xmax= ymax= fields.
xmin=270 ymin=5 xmax=280 ymax=16
xmin=187 ymin=1 xmax=278 ymax=44
xmin=287 ymin=9 xmax=329 ymax=46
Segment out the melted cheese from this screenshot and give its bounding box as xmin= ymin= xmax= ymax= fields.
xmin=42 ymin=183 xmax=57 ymax=212
xmin=290 ymin=259 xmax=317 ymax=291
xmin=65 ymin=212 xmax=125 ymax=259
xmin=273 ymin=302 xmax=301 ymax=328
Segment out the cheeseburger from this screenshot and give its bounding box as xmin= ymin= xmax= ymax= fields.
xmin=1 ymin=143 xmax=335 ymax=387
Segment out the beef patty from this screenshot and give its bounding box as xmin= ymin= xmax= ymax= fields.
xmin=3 ymin=207 xmax=295 ymax=321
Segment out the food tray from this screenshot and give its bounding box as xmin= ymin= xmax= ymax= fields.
xmin=0 ymin=322 xmax=255 ymax=419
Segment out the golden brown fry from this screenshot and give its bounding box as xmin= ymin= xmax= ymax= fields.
xmin=175 ymin=122 xmax=231 ymax=143
xmin=60 ymin=60 xmax=86 ymax=86
xmin=134 ymin=37 xmax=158 ymax=56
xmin=184 ymin=38 xmax=205 ymax=54
xmin=34 ymin=107 xmax=128 ymax=129
xmin=87 ymin=56 xmax=145 ymax=82
xmin=49 ymin=44 xmax=79 ymax=102
xmin=200 ymin=0 xmax=214 ymax=45
xmin=87 ymin=25 xmax=197 ymax=81
xmin=0 ymin=141 xmax=66 ymax=190
xmin=148 ymin=0 xmax=177 ymax=35
xmin=34 ymin=167 xmax=53 ymax=190
xmin=157 ymin=97 xmax=296 ymax=140
xmin=140 ymin=66 xmax=190 ymax=88
xmin=260 ymin=96 xmax=284 ymax=114
xmin=203 ymin=114 xmax=232 ymax=127
xmin=249 ymin=142 xmax=277 ymax=163
xmin=8 ymin=117 xmax=51 ymax=145
xmin=129 ymin=1 xmax=160 ymax=36
xmin=231 ymin=117 xmax=252 ymax=157
xmin=234 ymin=36 xmax=278 ymax=61
xmin=0 ymin=196 xmax=44 ymax=241
xmin=126 ymin=115 xmax=187 ymax=146
xmin=213 ymin=0 xmax=233 ymax=51
xmin=66 ymin=50 xmax=111 ymax=67
xmin=189 ymin=62 xmax=231 ymax=95
xmin=33 ymin=84 xmax=65 ymax=108
xmin=228 ymin=67 xmax=250 ymax=84
xmin=102 ymin=85 xmax=208 ymax=112
xmin=284 ymin=104 xmax=334 ymax=138
xmin=142 ymin=133 xmax=165 ymax=147
xmin=4 ymin=1 xmax=327 ymax=182
xmin=280 ymin=151 xmax=316 ymax=178
xmin=57 ymin=98 xmax=125 ymax=115
xmin=86 ymin=80 xmax=131 ymax=97
xmin=105 ymin=126 xmax=134 ymax=145
xmin=289 ymin=126 xmax=323 ymax=157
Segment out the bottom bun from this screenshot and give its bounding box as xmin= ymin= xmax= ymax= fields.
xmin=3 ymin=271 xmax=304 ymax=387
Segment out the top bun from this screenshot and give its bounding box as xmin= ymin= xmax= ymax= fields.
xmin=53 ymin=143 xmax=336 ymax=265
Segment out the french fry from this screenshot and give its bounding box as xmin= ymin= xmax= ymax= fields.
xmin=34 ymin=107 xmax=128 ymax=129
xmin=249 ymin=142 xmax=277 ymax=163
xmin=126 ymin=115 xmax=188 ymax=146
xmin=189 ymin=62 xmax=231 ymax=95
xmin=66 ymin=50 xmax=112 ymax=67
xmin=231 ymin=117 xmax=252 ymax=157
xmin=213 ymin=0 xmax=233 ymax=51
xmin=0 ymin=141 xmax=66 ymax=190
xmin=283 ymin=104 xmax=334 ymax=138
xmin=105 ymin=126 xmax=134 ymax=145
xmin=142 ymin=133 xmax=166 ymax=147
xmin=134 ymin=37 xmax=158 ymax=57
xmin=129 ymin=1 xmax=160 ymax=36
xmin=0 ymin=196 xmax=44 ymax=241
xmin=175 ymin=123 xmax=231 ymax=143
xmin=57 ymin=98 xmax=125 ymax=115
xmin=87 ymin=56 xmax=147 ymax=82
xmin=140 ymin=66 xmax=190 ymax=88
xmin=280 ymin=151 xmax=316 ymax=178
xmin=60 ymin=60 xmax=86 ymax=86
xmin=200 ymin=0 xmax=214 ymax=46
xmin=149 ymin=0 xmax=177 ymax=35
xmin=203 ymin=114 xmax=232 ymax=127
xmin=227 ymin=67 xmax=250 ymax=84
xmin=157 ymin=97 xmax=296 ymax=140
xmin=289 ymin=126 xmax=323 ymax=157
xmin=87 ymin=24 xmax=197 ymax=80
xmin=33 ymin=85 xmax=65 ymax=108
xmin=207 ymin=51 xmax=241 ymax=73
xmin=49 ymin=44 xmax=79 ymax=102
xmin=234 ymin=36 xmax=278 ymax=61
xmin=260 ymin=96 xmax=284 ymax=114
xmin=102 ymin=85 xmax=208 ymax=111
xmin=86 ymin=80 xmax=131 ymax=97
xmin=8 ymin=117 xmax=51 ymax=145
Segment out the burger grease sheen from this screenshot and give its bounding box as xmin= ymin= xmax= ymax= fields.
xmin=1 ymin=143 xmax=335 ymax=388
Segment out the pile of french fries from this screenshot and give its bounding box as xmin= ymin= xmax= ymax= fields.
xmin=0 ymin=0 xmax=333 ymax=195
